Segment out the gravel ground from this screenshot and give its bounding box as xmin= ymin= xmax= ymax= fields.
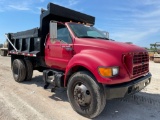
xmin=0 ymin=56 xmax=160 ymax=120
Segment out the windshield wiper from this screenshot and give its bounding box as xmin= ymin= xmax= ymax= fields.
xmin=78 ymin=36 xmax=109 ymax=40
xmin=96 ymin=37 xmax=109 ymax=40
xmin=78 ymin=36 xmax=96 ymax=38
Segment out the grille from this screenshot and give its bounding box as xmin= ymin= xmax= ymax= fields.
xmin=133 ymin=53 xmax=149 ymax=64
xmin=123 ymin=52 xmax=149 ymax=78
xmin=133 ymin=64 xmax=149 ymax=75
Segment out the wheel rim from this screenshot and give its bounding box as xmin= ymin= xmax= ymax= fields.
xmin=73 ymin=82 xmax=91 ymax=107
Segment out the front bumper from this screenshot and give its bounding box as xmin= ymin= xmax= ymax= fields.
xmin=105 ymin=73 xmax=152 ymax=100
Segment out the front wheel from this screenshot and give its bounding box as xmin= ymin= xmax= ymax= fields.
xmin=67 ymin=71 xmax=106 ymax=118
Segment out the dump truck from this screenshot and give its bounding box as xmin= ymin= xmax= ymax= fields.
xmin=150 ymin=42 xmax=160 ymax=63
xmin=0 ymin=41 xmax=8 ymax=56
xmin=6 ymin=3 xmax=152 ymax=118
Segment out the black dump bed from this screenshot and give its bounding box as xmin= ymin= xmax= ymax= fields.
xmin=7 ymin=2 xmax=95 ymax=56
xmin=8 ymin=28 xmax=40 ymax=56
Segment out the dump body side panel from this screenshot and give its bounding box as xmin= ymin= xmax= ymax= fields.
xmin=8 ymin=28 xmax=41 ymax=57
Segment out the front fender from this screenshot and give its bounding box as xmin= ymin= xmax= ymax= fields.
xmin=64 ymin=50 xmax=122 ymax=85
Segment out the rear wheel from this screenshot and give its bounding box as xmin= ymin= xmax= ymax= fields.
xmin=67 ymin=71 xmax=106 ymax=118
xmin=24 ymin=60 xmax=33 ymax=81
xmin=12 ymin=59 xmax=26 ymax=82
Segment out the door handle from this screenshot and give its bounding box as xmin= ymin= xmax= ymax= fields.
xmin=61 ymin=45 xmax=73 ymax=51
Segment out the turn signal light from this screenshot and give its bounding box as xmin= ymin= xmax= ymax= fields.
xmin=98 ymin=67 xmax=119 ymax=77
xmin=99 ymin=68 xmax=112 ymax=77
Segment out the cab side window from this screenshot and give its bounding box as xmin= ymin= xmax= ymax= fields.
xmin=57 ymin=24 xmax=72 ymax=44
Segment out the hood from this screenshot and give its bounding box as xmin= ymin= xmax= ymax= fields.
xmin=75 ymin=38 xmax=146 ymax=53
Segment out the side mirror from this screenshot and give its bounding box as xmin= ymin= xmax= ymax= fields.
xmin=50 ymin=21 xmax=57 ymax=41
xmin=102 ymin=31 xmax=109 ymax=39
xmin=104 ymin=31 xmax=109 ymax=39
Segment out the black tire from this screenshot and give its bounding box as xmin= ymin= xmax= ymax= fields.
xmin=67 ymin=71 xmax=106 ymax=118
xmin=24 ymin=60 xmax=33 ymax=81
xmin=12 ymin=59 xmax=26 ymax=82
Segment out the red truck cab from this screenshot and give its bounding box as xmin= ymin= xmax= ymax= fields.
xmin=45 ymin=22 xmax=150 ymax=85
xmin=7 ymin=3 xmax=151 ymax=118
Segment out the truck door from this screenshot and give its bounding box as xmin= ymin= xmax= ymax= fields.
xmin=45 ymin=24 xmax=73 ymax=70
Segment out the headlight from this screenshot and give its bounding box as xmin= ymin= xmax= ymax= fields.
xmin=98 ymin=67 xmax=119 ymax=77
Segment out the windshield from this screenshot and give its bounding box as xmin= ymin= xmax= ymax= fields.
xmin=68 ymin=23 xmax=109 ymax=40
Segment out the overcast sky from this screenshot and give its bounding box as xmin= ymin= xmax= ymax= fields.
xmin=0 ymin=0 xmax=160 ymax=47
